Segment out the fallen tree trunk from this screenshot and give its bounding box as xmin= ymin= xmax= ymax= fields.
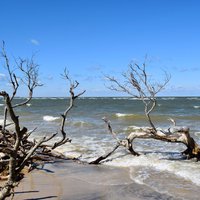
xmin=126 ymin=125 xmax=200 ymax=160
xmin=90 ymin=119 xmax=200 ymax=164
xmin=90 ymin=61 xmax=200 ymax=164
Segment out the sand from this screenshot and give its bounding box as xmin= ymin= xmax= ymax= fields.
xmin=8 ymin=160 xmax=179 ymax=200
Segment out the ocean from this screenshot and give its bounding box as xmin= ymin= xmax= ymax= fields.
xmin=1 ymin=96 xmax=200 ymax=199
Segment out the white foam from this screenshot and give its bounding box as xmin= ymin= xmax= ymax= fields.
xmin=115 ymin=113 xmax=134 ymax=117
xmin=0 ymin=119 xmax=4 ymax=125
xmin=105 ymin=154 xmax=200 ymax=186
xmin=0 ymin=104 xmax=4 ymax=106
xmin=26 ymin=103 xmax=31 ymax=107
xmin=194 ymin=105 xmax=200 ymax=109
xmin=187 ymin=97 xmax=200 ymax=100
xmin=161 ymin=97 xmax=175 ymax=100
xmin=43 ymin=115 xmax=60 ymax=121
xmin=194 ymin=132 xmax=200 ymax=136
xmin=112 ymin=97 xmax=130 ymax=100
xmin=0 ymin=119 xmax=12 ymax=127
xmin=125 ymin=125 xmax=150 ymax=132
xmin=129 ymin=167 xmax=148 ymax=185
xmin=72 ymin=121 xmax=92 ymax=127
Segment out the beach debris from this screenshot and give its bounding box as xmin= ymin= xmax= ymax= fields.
xmin=90 ymin=60 xmax=200 ymax=164
xmin=0 ymin=43 xmax=85 ymax=199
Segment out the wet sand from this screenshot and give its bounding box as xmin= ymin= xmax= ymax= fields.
xmin=10 ymin=160 xmax=179 ymax=200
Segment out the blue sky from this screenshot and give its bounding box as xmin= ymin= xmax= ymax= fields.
xmin=0 ymin=0 xmax=200 ymax=97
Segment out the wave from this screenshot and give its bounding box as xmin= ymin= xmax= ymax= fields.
xmin=114 ymin=113 xmax=170 ymax=121
xmin=125 ymin=125 xmax=150 ymax=132
xmin=43 ymin=115 xmax=60 ymax=122
xmin=194 ymin=105 xmax=200 ymax=109
xmin=194 ymin=132 xmax=200 ymax=136
xmin=112 ymin=97 xmax=132 ymax=100
xmin=161 ymin=97 xmax=175 ymax=100
xmin=26 ymin=103 xmax=31 ymax=107
xmin=115 ymin=113 xmax=135 ymax=118
xmin=0 ymin=104 xmax=4 ymax=106
xmin=0 ymin=119 xmax=4 ymax=125
xmin=187 ymin=97 xmax=200 ymax=100
xmin=105 ymin=154 xmax=200 ymax=186
xmin=72 ymin=121 xmax=93 ymax=127
xmin=0 ymin=119 xmax=12 ymax=126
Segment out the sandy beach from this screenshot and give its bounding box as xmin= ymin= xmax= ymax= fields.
xmin=8 ymin=160 xmax=182 ymax=200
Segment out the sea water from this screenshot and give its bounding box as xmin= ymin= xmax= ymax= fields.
xmin=1 ymin=97 xmax=200 ymax=199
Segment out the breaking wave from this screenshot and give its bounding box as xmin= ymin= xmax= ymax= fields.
xmin=105 ymin=154 xmax=200 ymax=186
xmin=43 ymin=115 xmax=60 ymax=122
xmin=161 ymin=97 xmax=176 ymax=100
xmin=115 ymin=113 xmax=135 ymax=118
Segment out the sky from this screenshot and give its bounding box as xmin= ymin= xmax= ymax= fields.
xmin=0 ymin=0 xmax=200 ymax=97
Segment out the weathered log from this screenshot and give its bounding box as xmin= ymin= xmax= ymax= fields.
xmin=126 ymin=125 xmax=200 ymax=160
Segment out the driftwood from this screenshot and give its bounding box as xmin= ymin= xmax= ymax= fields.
xmin=0 ymin=43 xmax=85 ymax=199
xmin=90 ymin=118 xmax=200 ymax=164
xmin=90 ymin=118 xmax=139 ymax=164
xmin=90 ymin=61 xmax=200 ymax=164
xmin=52 ymin=69 xmax=86 ymax=149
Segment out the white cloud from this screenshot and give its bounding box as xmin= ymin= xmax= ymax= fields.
xmin=30 ymin=39 xmax=40 ymax=46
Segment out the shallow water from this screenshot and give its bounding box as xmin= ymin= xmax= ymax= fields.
xmin=1 ymin=97 xmax=200 ymax=199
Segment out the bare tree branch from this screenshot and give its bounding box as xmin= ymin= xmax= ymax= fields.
xmin=0 ymin=45 xmax=85 ymax=199
xmin=105 ymin=61 xmax=171 ymax=131
xmin=1 ymin=41 xmax=19 ymax=101
xmin=96 ymin=60 xmax=200 ymax=163
xmin=52 ymin=69 xmax=86 ymax=149
xmin=13 ymin=57 xmax=43 ymax=108
xmin=90 ymin=118 xmax=139 ymax=164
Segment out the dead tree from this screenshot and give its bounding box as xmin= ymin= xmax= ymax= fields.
xmin=0 ymin=42 xmax=46 ymax=199
xmin=0 ymin=43 xmax=85 ymax=199
xmin=52 ymin=69 xmax=86 ymax=149
xmin=90 ymin=61 xmax=200 ymax=164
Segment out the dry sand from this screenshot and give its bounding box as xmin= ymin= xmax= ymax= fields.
xmin=10 ymin=160 xmax=178 ymax=200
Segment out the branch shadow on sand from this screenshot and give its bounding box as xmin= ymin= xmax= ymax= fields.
xmin=14 ymin=191 xmax=57 ymax=200
xmin=24 ymin=196 xmax=57 ymax=200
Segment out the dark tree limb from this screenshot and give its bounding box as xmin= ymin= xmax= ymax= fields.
xmin=52 ymin=69 xmax=86 ymax=149
xmin=90 ymin=118 xmax=139 ymax=164
xmin=89 ymin=144 xmax=120 ymax=164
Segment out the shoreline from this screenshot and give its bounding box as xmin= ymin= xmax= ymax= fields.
xmin=10 ymin=160 xmax=179 ymax=200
